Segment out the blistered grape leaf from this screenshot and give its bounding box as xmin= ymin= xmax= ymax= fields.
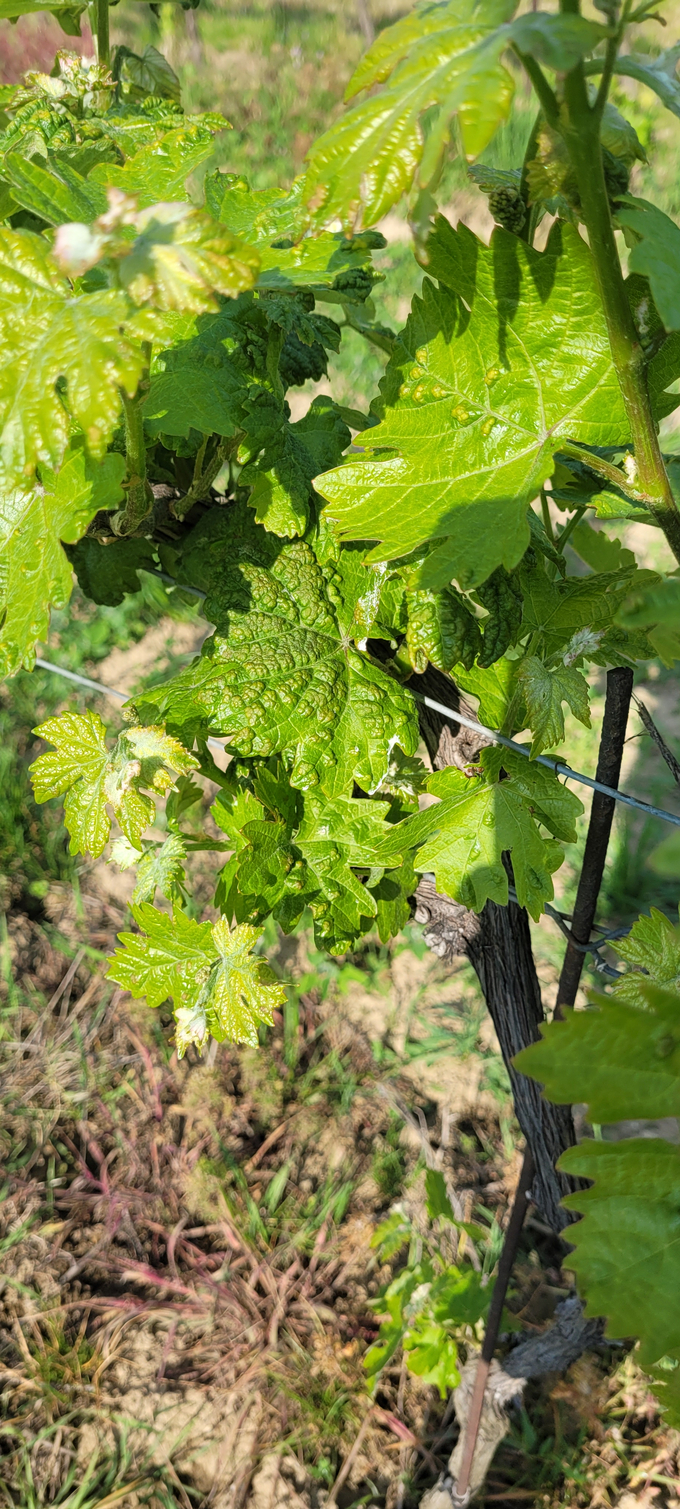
xmin=316 ymin=220 xmax=628 ymax=589
xmin=0 ymin=444 xmax=125 ymax=677
xmin=616 ymin=197 xmax=680 ymax=331
xmin=214 ymin=175 xmax=385 ymax=293
xmin=89 ymin=126 xmax=225 ymax=209
xmin=475 ymin=566 xmax=523 ymax=667
xmin=383 ymin=757 xmax=565 ymax=919
xmin=517 ymin=656 xmax=591 ymax=757
xmin=118 ymin=204 xmax=259 ymax=313
xmin=30 ymin=712 xmax=198 ymax=857
xmin=302 ymin=0 xmax=605 ymax=230
xmin=66 ymin=536 xmax=156 ymax=607
xmin=515 ymin=981 xmax=680 ymax=1122
xmin=134 ymin=506 xmax=418 ymax=796
xmin=0 ymin=228 xmax=146 ymax=482
xmin=405 ymin=585 xmax=481 ymax=673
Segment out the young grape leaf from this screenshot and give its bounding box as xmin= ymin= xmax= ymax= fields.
xmin=30 ymin=712 xmax=198 ymax=857
xmin=612 ymin=906 xmax=680 ymax=1007
xmin=517 ymin=656 xmax=591 ymax=757
xmin=117 ymin=204 xmax=259 ymax=313
xmin=453 ymin=658 xmax=519 ymax=731
xmin=316 ymin=220 xmax=628 ymax=589
xmin=384 ymin=758 xmax=566 ymax=919
xmin=0 ymin=444 xmax=125 ymax=678
xmin=0 ymin=228 xmax=146 ymax=482
xmin=132 ymin=507 xmax=419 ymax=797
xmin=302 ymin=0 xmax=605 ymax=230
xmin=200 ymin=917 xmax=285 ymax=1047
xmin=106 ymin=901 xmax=215 ymax=1009
xmin=131 ymin=833 xmax=187 ymax=904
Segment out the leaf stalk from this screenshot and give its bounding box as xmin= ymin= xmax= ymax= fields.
xmin=558 ymin=47 xmax=680 ymax=563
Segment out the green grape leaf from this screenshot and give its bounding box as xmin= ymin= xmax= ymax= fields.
xmin=425 ymin=1167 xmax=455 ymax=1222
xmin=2 ymin=150 xmax=106 ymax=225
xmin=0 ymin=444 xmax=125 ymax=678
xmin=302 ymin=0 xmax=605 ymax=230
xmin=241 ymin=393 xmax=350 ymax=538
xmin=89 ymin=125 xmax=226 ymax=209
xmin=136 ymin=508 xmax=419 ymax=797
xmin=520 ymin=556 xmax=636 ymax=658
xmin=387 ymin=756 xmax=566 ymax=919
xmin=568 ymin=518 xmax=636 ymax=574
xmin=66 ymin=536 xmax=156 ymax=607
xmin=30 ymin=712 xmax=198 ymax=857
xmin=144 ymin=305 xmax=250 ymax=439
xmin=453 ymin=657 xmax=518 ymax=730
xmin=483 ymin=747 xmax=583 ymax=843
xmin=0 ymin=228 xmax=146 ymax=482
xmin=316 ymin=220 xmax=628 ymax=589
xmin=515 ymin=981 xmax=680 ymax=1122
xmin=405 ymin=585 xmax=482 ymax=673
xmin=600 ymin=46 xmax=680 ymax=124
xmin=554 ymin=1137 xmax=680 ymax=1379
xmin=615 ymin=576 xmax=680 ymax=667
xmin=516 ymin=656 xmax=591 ymax=757
xmin=612 ymin=906 xmax=680 ymax=1006
xmin=615 ymin=196 xmax=680 ymax=330
xmin=113 ymin=45 xmax=182 ymax=106
xmin=0 ymin=0 xmax=85 ymax=19
xmin=131 ymin=833 xmax=187 ymax=904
